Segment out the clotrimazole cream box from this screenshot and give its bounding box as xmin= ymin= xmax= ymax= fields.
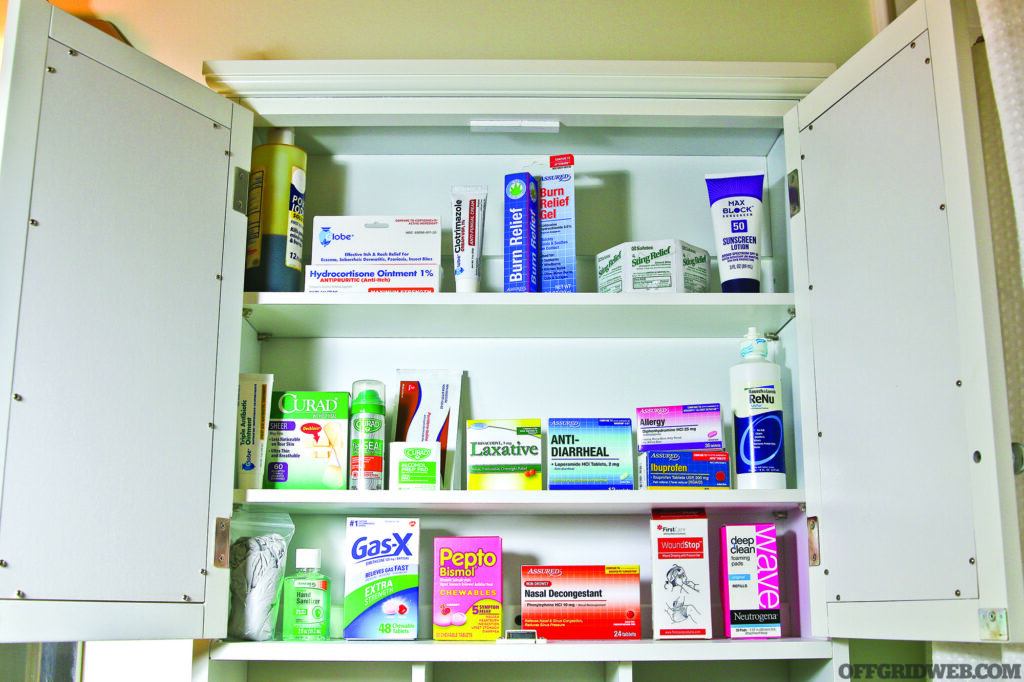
xmin=651 ymin=510 xmax=711 ymax=639
xmin=433 ymin=536 xmax=503 ymax=641
xmin=521 ymin=565 xmax=641 ymax=640
xmin=597 ymin=239 xmax=709 ymax=293
xmin=344 ymin=517 xmax=420 ymax=640
xmin=465 ymin=419 xmax=543 ymax=490
xmin=306 ymin=216 xmax=440 ymax=293
xmin=720 ymin=524 xmax=782 ymax=639
xmin=388 ymin=441 xmax=441 ymax=490
xmin=265 ymin=391 xmax=349 ymax=489
xmin=547 ymin=418 xmax=634 ymax=489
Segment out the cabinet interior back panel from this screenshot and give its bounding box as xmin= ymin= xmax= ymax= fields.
xmin=0 ymin=41 xmax=230 ymax=602
xmin=799 ymin=34 xmax=978 ymax=602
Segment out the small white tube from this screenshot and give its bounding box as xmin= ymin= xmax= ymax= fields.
xmin=705 ymin=173 xmax=765 ymax=293
xmin=236 ymin=373 xmax=273 ymax=490
xmin=451 ymin=185 xmax=487 ymax=293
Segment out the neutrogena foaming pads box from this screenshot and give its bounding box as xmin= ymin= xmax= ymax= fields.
xmin=521 ymin=565 xmax=641 ymax=640
xmin=546 ymin=418 xmax=634 ymax=489
xmin=720 ymin=524 xmax=781 ymax=639
xmin=343 ymin=518 xmax=420 ymax=640
xmin=651 ymin=510 xmax=711 ymax=639
xmin=433 ymin=536 xmax=503 ymax=641
xmin=636 ymin=404 xmax=724 ymax=451
xmin=265 ymin=391 xmax=349 ymax=489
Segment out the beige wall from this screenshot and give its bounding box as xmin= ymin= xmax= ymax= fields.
xmin=1 ymin=0 xmax=874 ymax=84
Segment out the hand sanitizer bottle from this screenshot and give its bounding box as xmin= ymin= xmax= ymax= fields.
xmin=731 ymin=327 xmax=786 ymax=489
xmin=282 ymin=548 xmax=331 ymax=641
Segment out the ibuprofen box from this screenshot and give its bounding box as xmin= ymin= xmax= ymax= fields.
xmin=651 ymin=510 xmax=711 ymax=639
xmin=720 ymin=524 xmax=782 ymax=639
xmin=638 ymin=451 xmax=731 ymax=489
xmin=503 ymin=173 xmax=539 ymax=292
xmin=521 ymin=565 xmax=641 ymax=640
xmin=636 ymin=404 xmax=724 ymax=451
xmin=433 ymin=536 xmax=503 ymax=641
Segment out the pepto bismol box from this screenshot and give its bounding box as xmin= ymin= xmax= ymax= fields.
xmin=720 ymin=524 xmax=781 ymax=639
xmin=265 ymin=391 xmax=349 ymax=489
xmin=521 ymin=565 xmax=641 ymax=640
xmin=547 ymin=418 xmax=634 ymax=490
xmin=636 ymin=404 xmax=724 ymax=451
xmin=651 ymin=510 xmax=711 ymax=639
xmin=433 ymin=536 xmax=503 ymax=641
xmin=503 ymin=172 xmax=539 ymax=292
xmin=344 ymin=517 xmax=420 ymax=640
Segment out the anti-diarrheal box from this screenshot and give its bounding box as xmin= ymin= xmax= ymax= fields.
xmin=265 ymin=391 xmax=349 ymax=489
xmin=636 ymin=404 xmax=724 ymax=451
xmin=433 ymin=536 xmax=503 ymax=641
xmin=721 ymin=524 xmax=782 ymax=639
xmin=306 ymin=215 xmax=441 ymax=293
xmin=596 ymin=239 xmax=710 ymax=293
xmin=521 ymin=565 xmax=641 ymax=640
xmin=465 ymin=419 xmax=543 ymax=491
xmin=344 ymin=517 xmax=420 ymax=640
xmin=547 ymin=418 xmax=634 ymax=490
xmin=535 ymin=154 xmax=576 ymax=292
xmin=503 ymin=172 xmax=539 ymax=292
xmin=638 ymin=451 xmax=731 ymax=489
xmin=651 ymin=510 xmax=711 ymax=639
xmin=388 ymin=441 xmax=441 ymax=490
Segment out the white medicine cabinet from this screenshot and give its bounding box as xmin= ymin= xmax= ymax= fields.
xmin=0 ymin=0 xmax=1020 ymax=679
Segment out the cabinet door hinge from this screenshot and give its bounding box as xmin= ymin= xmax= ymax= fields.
xmin=979 ymin=609 xmax=1008 ymax=641
xmin=788 ymin=169 xmax=801 ymax=217
xmin=232 ymin=167 xmax=249 ymax=215
xmin=213 ymin=517 xmax=230 ymax=568
xmin=808 ymin=516 xmax=820 ymax=566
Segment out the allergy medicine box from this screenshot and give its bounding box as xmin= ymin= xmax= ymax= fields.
xmin=521 ymin=565 xmax=641 ymax=640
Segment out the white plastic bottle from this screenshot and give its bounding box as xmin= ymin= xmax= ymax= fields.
xmin=730 ymin=327 xmax=786 ymax=489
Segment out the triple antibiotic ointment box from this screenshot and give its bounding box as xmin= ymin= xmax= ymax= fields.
xmin=503 ymin=172 xmax=539 ymax=292
xmin=651 ymin=510 xmax=711 ymax=639
xmin=433 ymin=537 xmax=503 ymax=641
xmin=547 ymin=418 xmax=634 ymax=489
xmin=720 ymin=524 xmax=782 ymax=639
xmin=521 ymin=565 xmax=641 ymax=640
xmin=636 ymin=404 xmax=724 ymax=451
xmin=638 ymin=451 xmax=731 ymax=489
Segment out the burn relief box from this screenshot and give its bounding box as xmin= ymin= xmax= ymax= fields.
xmin=638 ymin=451 xmax=731 ymax=489
xmin=651 ymin=510 xmax=712 ymax=639
xmin=306 ymin=215 xmax=441 ymax=293
xmin=521 ymin=565 xmax=641 ymax=640
xmin=720 ymin=524 xmax=782 ymax=639
xmin=503 ymin=173 xmax=540 ymax=292
xmin=596 ymin=239 xmax=710 ymax=293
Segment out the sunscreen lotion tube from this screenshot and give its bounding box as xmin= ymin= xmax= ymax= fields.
xmin=705 ymin=173 xmax=765 ymax=293
xmin=451 ymin=186 xmax=487 ymax=293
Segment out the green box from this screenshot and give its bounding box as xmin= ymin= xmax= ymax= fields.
xmin=265 ymin=391 xmax=350 ymax=489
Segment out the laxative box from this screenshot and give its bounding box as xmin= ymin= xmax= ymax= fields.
xmin=651 ymin=510 xmax=711 ymax=639
xmin=636 ymin=404 xmax=724 ymax=451
xmin=597 ymin=239 xmax=710 ymax=293
xmin=720 ymin=524 xmax=782 ymax=639
xmin=638 ymin=451 xmax=731 ymax=489
xmin=433 ymin=536 xmax=503 ymax=641
xmin=536 ymin=155 xmax=576 ymax=292
xmin=503 ymin=173 xmax=540 ymax=292
xmin=465 ymin=419 xmax=543 ymax=491
xmin=547 ymin=418 xmax=634 ymax=490
xmin=306 ymin=215 xmax=441 ymax=293
xmin=265 ymin=391 xmax=349 ymax=489
xmin=388 ymin=442 xmax=441 ymax=490
xmin=521 ymin=565 xmax=641 ymax=640
xmin=344 ymin=518 xmax=420 ymax=640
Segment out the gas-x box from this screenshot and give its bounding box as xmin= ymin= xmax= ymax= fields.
xmin=636 ymin=403 xmax=724 ymax=451
xmin=433 ymin=536 xmax=503 ymax=641
xmin=651 ymin=510 xmax=711 ymax=639
xmin=597 ymin=239 xmax=709 ymax=293
xmin=547 ymin=418 xmax=634 ymax=490
xmin=521 ymin=565 xmax=641 ymax=640
xmin=344 ymin=517 xmax=420 ymax=640
xmin=638 ymin=451 xmax=731 ymax=489
xmin=720 ymin=524 xmax=782 ymax=639
xmin=503 ymin=173 xmax=539 ymax=292
xmin=306 ymin=215 xmax=441 ymax=293
xmin=264 ymin=391 xmax=349 ymax=489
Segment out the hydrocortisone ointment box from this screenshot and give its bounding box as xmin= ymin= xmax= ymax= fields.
xmin=306 ymin=215 xmax=440 ymax=293
xmin=521 ymin=565 xmax=641 ymax=640
xmin=597 ymin=239 xmax=709 ymax=293
xmin=651 ymin=510 xmax=711 ymax=639
xmin=720 ymin=524 xmax=782 ymax=639
xmin=265 ymin=391 xmax=349 ymax=489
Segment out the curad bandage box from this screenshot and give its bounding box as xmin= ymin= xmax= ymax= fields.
xmin=521 ymin=565 xmax=641 ymax=640
xmin=264 ymin=391 xmax=349 ymax=489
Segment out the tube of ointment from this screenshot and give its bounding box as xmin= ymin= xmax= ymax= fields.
xmin=236 ymin=373 xmax=273 ymax=490
xmin=451 ymin=185 xmax=488 ymax=293
xmin=393 ymin=369 xmax=464 ymax=489
xmin=704 ymin=172 xmax=765 ymax=293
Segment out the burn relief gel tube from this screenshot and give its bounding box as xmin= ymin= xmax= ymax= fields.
xmin=451 ymin=186 xmax=487 ymax=293
xmin=705 ymin=173 xmax=765 ymax=293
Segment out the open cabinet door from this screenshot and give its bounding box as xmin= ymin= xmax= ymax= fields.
xmin=0 ymin=0 xmax=251 ymax=641
xmin=789 ymin=0 xmax=1023 ymax=642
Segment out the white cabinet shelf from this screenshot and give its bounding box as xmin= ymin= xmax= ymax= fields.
xmin=242 ymin=292 xmax=796 ymax=338
xmin=209 ymin=637 xmax=833 ymax=662
xmin=233 ymin=488 xmax=806 ymax=515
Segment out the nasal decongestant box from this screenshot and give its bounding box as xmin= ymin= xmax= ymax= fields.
xmin=433 ymin=536 xmax=503 ymax=641
xmin=521 ymin=565 xmax=641 ymax=640
xmin=343 ymin=517 xmax=420 ymax=640
xmin=503 ymin=173 xmax=540 ymax=292
xmin=306 ymin=215 xmax=441 ymax=293
xmin=651 ymin=510 xmax=711 ymax=639
xmin=720 ymin=524 xmax=782 ymax=639
xmin=547 ymin=418 xmax=634 ymax=489
xmin=597 ymin=239 xmax=710 ymax=293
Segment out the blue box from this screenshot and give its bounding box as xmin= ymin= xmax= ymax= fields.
xmin=547 ymin=417 xmax=634 ymax=490
xmin=503 ymin=173 xmax=540 ymax=292
xmin=639 ymin=451 xmax=730 ymax=489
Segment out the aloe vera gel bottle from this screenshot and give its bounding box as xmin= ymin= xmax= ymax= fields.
xmin=282 ymin=548 xmax=331 ymax=641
